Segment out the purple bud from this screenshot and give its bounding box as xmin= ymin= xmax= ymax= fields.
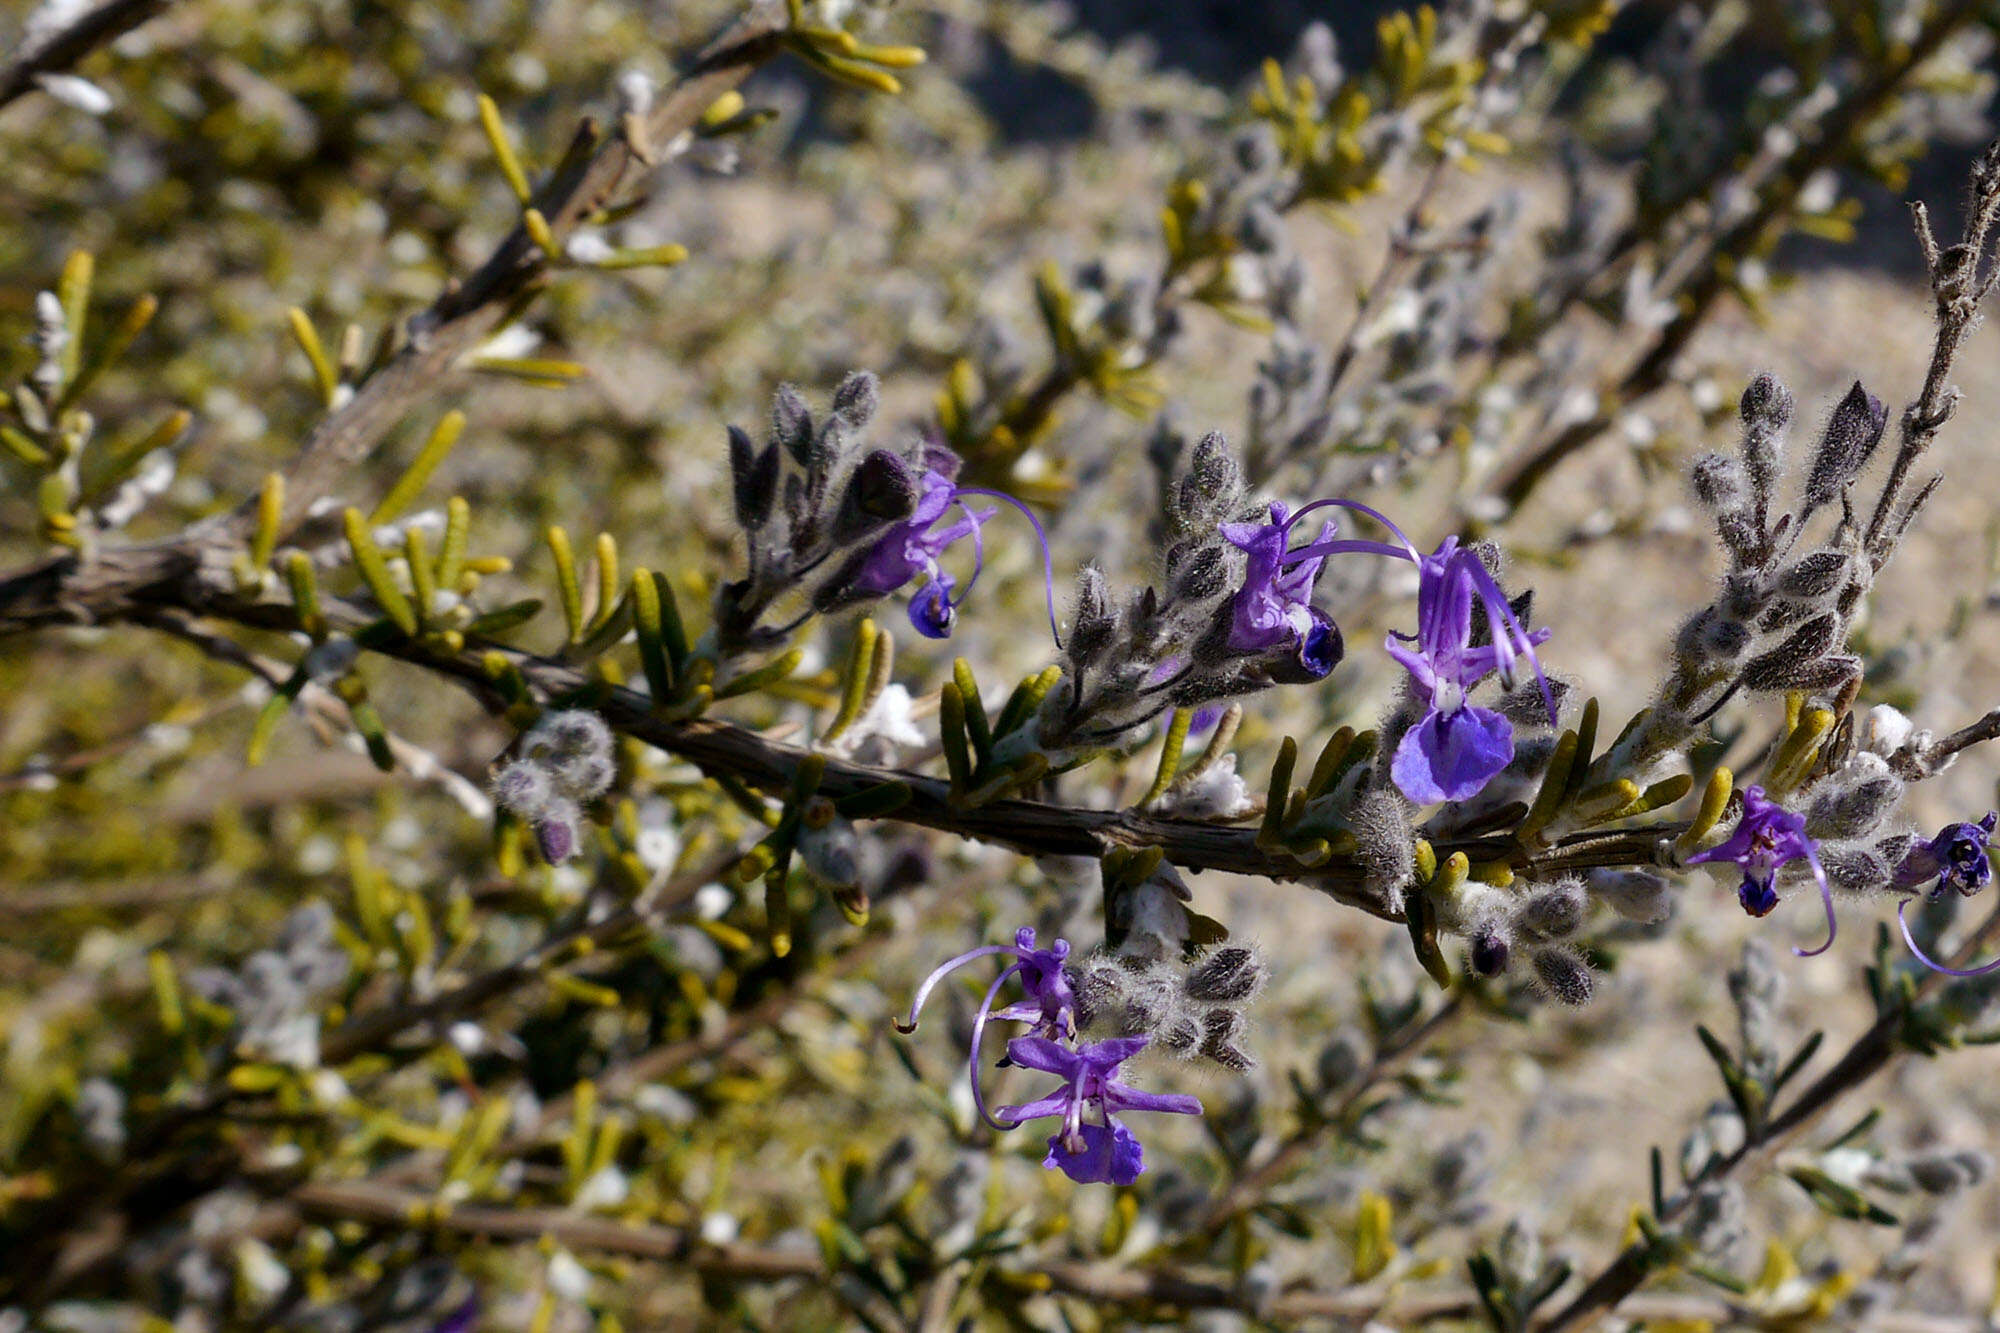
xmin=534 ymin=805 xmax=580 ymax=864
xmin=832 ymin=450 xmax=919 ymax=545
xmin=1470 ymin=929 xmax=1511 ymax=976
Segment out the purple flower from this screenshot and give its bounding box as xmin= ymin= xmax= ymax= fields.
xmin=1380 ymin=533 xmax=1553 ymax=804
xmin=1685 ymin=785 xmax=1837 ymax=957
xmin=994 ymin=1035 xmax=1202 ymax=1185
xmin=1239 ymin=498 xmax=1556 ymax=803
xmin=844 ymin=447 xmax=1060 ymax=642
xmin=1895 ymin=813 xmax=2000 ymax=977
xmin=895 ymin=927 xmax=1076 ymax=1126
xmin=1218 ymin=502 xmax=1346 ymax=679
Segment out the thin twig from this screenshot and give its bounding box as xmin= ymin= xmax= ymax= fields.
xmin=0 ymin=0 xmax=172 ymax=111
xmin=1188 ymin=989 xmax=1470 ymax=1233
xmin=1535 ymin=901 xmax=2000 ymax=1332
xmin=1484 ymin=0 xmax=1985 ymax=515
xmin=277 ymin=1177 xmax=1985 ymax=1330
xmin=0 ymin=1 xmax=790 ymax=635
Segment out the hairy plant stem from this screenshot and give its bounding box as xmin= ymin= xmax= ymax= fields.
xmin=1535 ymin=902 xmax=2000 ymax=1332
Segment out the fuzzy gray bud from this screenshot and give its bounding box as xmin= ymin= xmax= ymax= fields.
xmin=1070 ymin=959 xmax=1123 ymax=1031
xmin=830 ymin=370 xmax=879 ymax=426
xmin=727 ymin=426 xmax=775 ymax=530
xmin=1690 ymin=453 xmax=1746 ymax=512
xmin=551 ymin=751 xmax=616 ymax=802
xmin=1804 ymin=381 xmax=1887 ymax=511
xmin=1184 ymin=946 xmax=1267 ymax=1003
xmin=1805 ymin=759 xmax=1903 ymax=841
xmin=1777 ymin=550 xmax=1850 ymax=601
xmin=493 ymin=760 xmax=554 ymax=817
xmin=771 ymin=383 xmax=813 ymax=463
xmin=1740 ymin=373 xmax=1794 ymax=429
xmin=1738 ymin=373 xmax=1792 ymax=499
xmin=1740 ymin=613 xmax=1839 ymax=691
xmin=797 ymin=811 xmax=861 ymax=889
xmin=1908 ymin=1149 xmax=1991 ymax=1195
xmin=1818 ymin=843 xmax=1891 ymax=896
xmin=1066 ymin=566 xmax=1116 ymax=667
xmin=1178 ymin=432 xmax=1240 ymax=522
xmin=1199 ymin=1007 xmax=1254 ymax=1071
xmin=1519 ymin=878 xmax=1587 ymax=938
xmin=1531 ymin=945 xmax=1593 ymax=1005
xmin=533 ymin=709 xmax=613 ymax=762
xmin=1351 ymin=787 xmax=1414 ymax=912
xmin=1589 ymin=868 xmax=1675 ymax=923
xmin=1169 ymin=542 xmax=1227 ymax=603
xmin=1699 ymin=615 xmax=1750 ymax=662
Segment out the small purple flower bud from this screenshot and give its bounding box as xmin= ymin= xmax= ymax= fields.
xmin=1470 ymin=929 xmax=1511 ymax=976
xmin=534 ymin=802 xmax=580 ymax=864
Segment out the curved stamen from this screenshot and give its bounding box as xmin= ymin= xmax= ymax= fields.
xmin=945 ymin=499 xmax=988 ymax=610
xmin=1897 ymin=899 xmax=2000 ymax=976
xmin=968 ymin=962 xmax=1024 ymax=1131
xmin=1287 ymin=537 xmax=1413 ymax=563
xmin=955 ymin=487 xmax=1065 ymax=648
xmin=1461 ymin=555 xmax=1555 ymax=723
xmin=1282 ymin=497 xmax=1423 ymax=562
xmin=1791 ymin=850 xmax=1837 ymax=958
xmin=895 ymin=944 xmax=1016 ymax=1033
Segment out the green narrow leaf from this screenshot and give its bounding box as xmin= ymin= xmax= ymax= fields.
xmin=435 ymin=495 xmax=471 ymax=592
xmin=342 ymin=508 xmax=417 ymax=635
xmin=372 ymin=410 xmax=466 ymax=525
xmin=547 ymin=525 xmax=584 ymax=643
xmin=477 ymin=93 xmax=533 ymax=203
xmin=630 ymin=567 xmax=676 ymax=702
xmin=953 ymin=658 xmax=991 ymax=763
xmin=57 ymin=250 xmax=93 ymax=387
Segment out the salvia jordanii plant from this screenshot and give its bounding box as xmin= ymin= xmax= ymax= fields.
xmin=8 ymin=0 xmax=2000 ymax=1328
